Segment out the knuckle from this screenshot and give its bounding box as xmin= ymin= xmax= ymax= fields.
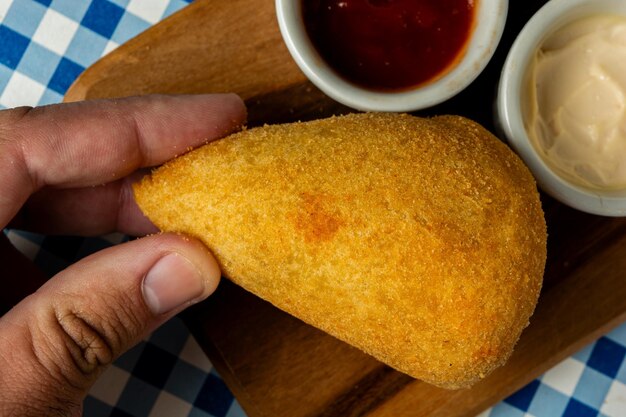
xmin=0 ymin=106 xmax=34 ymax=141
xmin=27 ymin=289 xmax=147 ymax=387
xmin=26 ymin=305 xmax=106 ymax=390
xmin=10 ymin=287 xmax=148 ymax=415
xmin=0 ymin=105 xmax=35 ymax=125
xmin=55 ymin=308 xmax=116 ymax=375
xmin=51 ymin=293 xmax=145 ymax=374
xmin=0 ymin=106 xmax=43 ymax=191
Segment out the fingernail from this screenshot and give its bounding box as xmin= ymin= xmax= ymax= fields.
xmin=143 ymin=253 xmax=206 ymax=315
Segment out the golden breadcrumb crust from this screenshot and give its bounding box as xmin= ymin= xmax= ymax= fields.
xmin=134 ymin=113 xmax=547 ymax=389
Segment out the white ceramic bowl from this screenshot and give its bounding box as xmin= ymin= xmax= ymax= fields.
xmin=276 ymin=0 xmax=508 ymax=112
xmin=496 ymin=0 xmax=626 ymax=216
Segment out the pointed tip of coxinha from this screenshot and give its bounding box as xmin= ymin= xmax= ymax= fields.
xmin=133 ymin=112 xmax=547 ymax=389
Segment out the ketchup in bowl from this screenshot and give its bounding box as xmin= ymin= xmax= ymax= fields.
xmin=302 ymin=0 xmax=476 ymax=91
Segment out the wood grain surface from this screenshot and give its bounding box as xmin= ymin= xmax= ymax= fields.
xmin=65 ymin=0 xmax=626 ymax=416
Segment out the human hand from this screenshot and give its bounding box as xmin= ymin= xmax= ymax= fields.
xmin=0 ymin=94 xmax=246 ymax=416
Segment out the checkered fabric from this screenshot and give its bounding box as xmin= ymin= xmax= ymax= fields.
xmin=0 ymin=0 xmax=193 ymax=109
xmin=1 ymin=1 xmax=626 ymax=416
xmin=480 ymin=330 xmax=626 ymax=417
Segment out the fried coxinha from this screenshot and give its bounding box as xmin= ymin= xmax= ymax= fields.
xmin=134 ymin=113 xmax=546 ymax=389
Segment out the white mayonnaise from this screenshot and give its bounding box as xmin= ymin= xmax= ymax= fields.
xmin=525 ymin=15 xmax=626 ymax=190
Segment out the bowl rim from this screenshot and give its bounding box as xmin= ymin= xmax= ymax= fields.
xmin=496 ymin=0 xmax=626 ymax=216
xmin=276 ymin=0 xmax=508 ymax=112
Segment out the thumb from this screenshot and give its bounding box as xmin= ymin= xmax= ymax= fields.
xmin=0 ymin=233 xmax=220 ymax=417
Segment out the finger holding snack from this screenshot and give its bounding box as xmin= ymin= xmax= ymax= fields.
xmin=0 ymin=94 xmax=246 ymax=416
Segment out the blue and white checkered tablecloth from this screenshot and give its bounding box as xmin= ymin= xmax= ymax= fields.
xmin=1 ymin=1 xmax=626 ymax=416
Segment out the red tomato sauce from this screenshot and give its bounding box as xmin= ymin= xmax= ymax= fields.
xmin=302 ymin=0 xmax=477 ymax=90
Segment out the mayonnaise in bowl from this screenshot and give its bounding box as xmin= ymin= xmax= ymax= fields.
xmin=497 ymin=0 xmax=626 ymax=216
xmin=524 ymin=15 xmax=626 ymax=191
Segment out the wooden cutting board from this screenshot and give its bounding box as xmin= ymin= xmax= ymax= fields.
xmin=65 ymin=1 xmax=626 ymax=416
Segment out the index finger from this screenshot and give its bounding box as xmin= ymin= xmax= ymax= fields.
xmin=0 ymin=94 xmax=246 ymax=228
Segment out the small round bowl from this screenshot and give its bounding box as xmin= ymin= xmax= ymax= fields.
xmin=276 ymin=0 xmax=508 ymax=112
xmin=496 ymin=0 xmax=626 ymax=216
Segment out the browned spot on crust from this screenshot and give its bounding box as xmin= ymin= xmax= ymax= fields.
xmin=294 ymin=192 xmax=345 ymax=243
